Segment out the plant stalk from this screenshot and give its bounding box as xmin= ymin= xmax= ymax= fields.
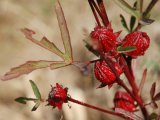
xmin=96 ymin=0 xmax=109 ymax=26
xmin=143 ymin=0 xmax=159 ymax=17
xmin=68 ymin=97 xmax=124 ymax=118
xmin=88 ymin=0 xmax=101 ymax=26
xmin=119 ymin=55 xmax=149 ymax=120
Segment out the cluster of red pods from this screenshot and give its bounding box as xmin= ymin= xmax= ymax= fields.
xmin=47 ymin=0 xmax=150 ymax=117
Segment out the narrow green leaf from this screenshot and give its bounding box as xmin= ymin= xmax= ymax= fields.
xmin=31 ymin=101 xmax=41 ymax=111
xmin=29 ymin=80 xmax=41 ymax=100
xmin=1 ymin=60 xmax=61 ymax=80
xmin=117 ymin=46 xmax=136 ymax=53
xmin=15 ymin=97 xmax=37 ymax=104
xmin=130 ymin=15 xmax=136 ymax=32
xmin=15 ymin=97 xmax=27 ymax=104
xmin=21 ymin=28 xmax=64 ymax=59
xmin=120 ymin=14 xmax=129 ymax=32
xmin=55 ymin=0 xmax=73 ymax=61
xmin=113 ymin=0 xmax=141 ymax=18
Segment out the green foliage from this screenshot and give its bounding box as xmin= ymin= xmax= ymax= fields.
xmin=117 ymin=46 xmax=136 ymax=53
xmin=130 ymin=16 xmax=136 ymax=32
xmin=15 ymin=97 xmax=37 ymax=104
xmin=120 ymin=14 xmax=129 ymax=32
xmin=32 ymin=101 xmax=41 ymax=111
xmin=29 ymin=80 xmax=42 ymax=100
xmin=15 ymin=80 xmax=42 ymax=111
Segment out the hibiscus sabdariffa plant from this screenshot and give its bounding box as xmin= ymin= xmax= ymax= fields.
xmin=1 ymin=0 xmax=160 ymax=120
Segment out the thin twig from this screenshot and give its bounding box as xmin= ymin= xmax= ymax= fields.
xmin=96 ymin=0 xmax=109 ymax=26
xmin=68 ymin=97 xmax=124 ymax=118
xmin=143 ymin=0 xmax=159 ymax=17
xmin=88 ymin=0 xmax=101 ymax=26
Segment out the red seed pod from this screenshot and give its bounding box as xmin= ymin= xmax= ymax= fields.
xmin=122 ymin=31 xmax=150 ymax=57
xmin=94 ymin=60 xmax=122 ymax=87
xmin=47 ymin=83 xmax=68 ymax=109
xmin=114 ymin=91 xmax=136 ymax=112
xmin=90 ymin=26 xmax=119 ymax=55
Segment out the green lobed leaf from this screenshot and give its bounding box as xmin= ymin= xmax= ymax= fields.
xmin=15 ymin=97 xmax=37 ymax=104
xmin=55 ymin=0 xmax=73 ymax=62
xmin=31 ymin=101 xmax=41 ymax=111
xmin=29 ymin=80 xmax=41 ymax=100
xmin=1 ymin=0 xmax=73 ymax=81
xmin=120 ymin=14 xmax=129 ymax=32
xmin=117 ymin=46 xmax=136 ymax=53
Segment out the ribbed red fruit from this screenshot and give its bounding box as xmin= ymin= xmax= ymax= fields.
xmin=94 ymin=60 xmax=122 ymax=86
xmin=114 ymin=91 xmax=136 ymax=112
xmin=90 ymin=26 xmax=119 ymax=55
xmin=47 ymin=83 xmax=68 ymax=109
xmin=122 ymin=31 xmax=150 ymax=57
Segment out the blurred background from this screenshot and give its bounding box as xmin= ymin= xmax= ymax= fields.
xmin=0 ymin=0 xmax=160 ymax=120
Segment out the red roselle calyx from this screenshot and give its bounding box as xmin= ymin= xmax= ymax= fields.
xmin=122 ymin=31 xmax=150 ymax=58
xmin=114 ymin=91 xmax=136 ymax=112
xmin=94 ymin=60 xmax=122 ymax=87
xmin=90 ymin=25 xmax=121 ymax=56
xmin=47 ymin=83 xmax=68 ymax=109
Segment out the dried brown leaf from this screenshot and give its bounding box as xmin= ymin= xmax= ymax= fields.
xmin=55 ymin=0 xmax=73 ymax=61
xmin=21 ymin=28 xmax=64 ymax=59
xmin=1 ymin=60 xmax=66 ymax=80
xmin=150 ymin=82 xmax=156 ymax=100
xmin=154 ymin=92 xmax=160 ymax=101
xmin=138 ymin=68 xmax=147 ymax=95
xmin=115 ymin=108 xmax=143 ymax=120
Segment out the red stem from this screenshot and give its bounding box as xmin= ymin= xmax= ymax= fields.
xmin=120 ymin=56 xmax=138 ymax=95
xmin=103 ymin=56 xmax=148 ymax=119
xmin=119 ymin=55 xmax=149 ymax=119
xmin=68 ymin=97 xmax=124 ymax=118
xmin=96 ymin=0 xmax=109 ymax=26
xmin=90 ymin=0 xmax=104 ymax=22
xmin=89 ymin=0 xmax=109 ymax=27
xmin=88 ymin=0 xmax=101 ymax=26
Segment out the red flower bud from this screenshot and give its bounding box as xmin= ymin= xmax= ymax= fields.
xmin=47 ymin=83 xmax=68 ymax=109
xmin=114 ymin=91 xmax=136 ymax=112
xmin=90 ymin=26 xmax=119 ymax=55
xmin=122 ymin=31 xmax=150 ymax=57
xmin=94 ymin=60 xmax=122 ymax=87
